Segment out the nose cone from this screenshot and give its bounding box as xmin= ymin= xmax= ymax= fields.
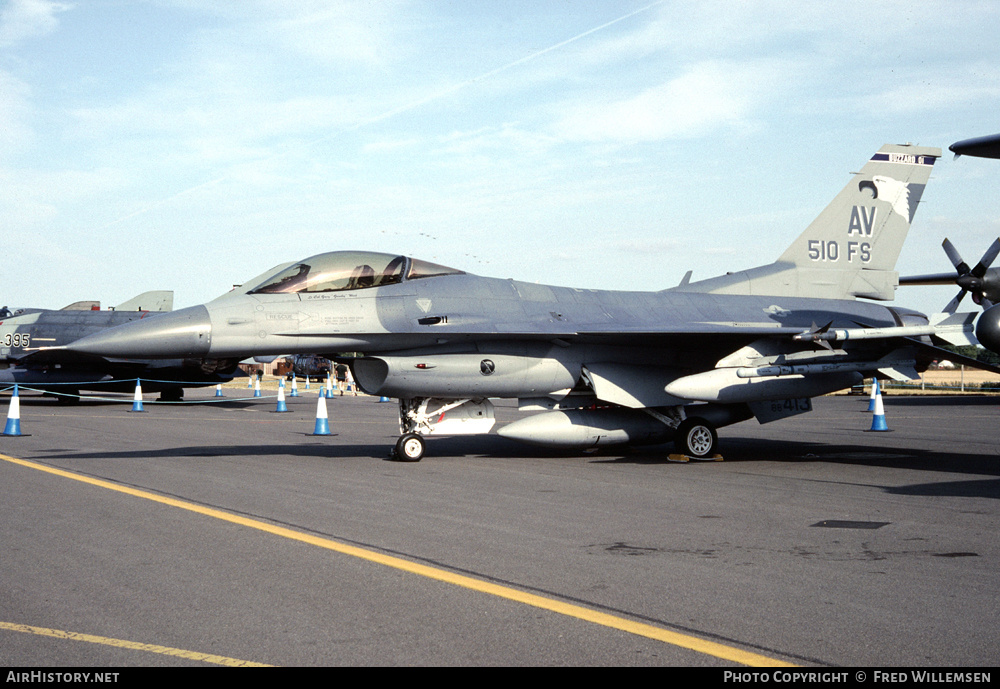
xmin=66 ymin=305 xmax=212 ymax=358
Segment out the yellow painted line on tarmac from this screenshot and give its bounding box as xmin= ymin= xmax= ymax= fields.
xmin=1 ymin=453 xmax=793 ymax=667
xmin=0 ymin=621 xmax=271 ymax=666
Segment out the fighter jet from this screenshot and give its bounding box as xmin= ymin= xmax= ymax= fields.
xmin=1 ymin=291 xmax=240 ymax=402
xmin=62 ymin=143 xmax=993 ymax=459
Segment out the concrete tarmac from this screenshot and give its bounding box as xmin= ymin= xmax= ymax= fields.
xmin=0 ymin=386 xmax=997 ymax=666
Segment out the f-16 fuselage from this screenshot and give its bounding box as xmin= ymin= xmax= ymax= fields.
xmin=60 ymin=144 xmax=993 ymax=459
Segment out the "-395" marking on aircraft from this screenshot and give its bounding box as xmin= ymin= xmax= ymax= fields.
xmin=1 ymin=291 xmax=242 ymax=402
xmin=59 ymin=143 xmax=998 ymax=460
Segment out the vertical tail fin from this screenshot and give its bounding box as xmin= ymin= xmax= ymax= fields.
xmin=680 ymin=143 xmax=941 ymax=300
xmin=114 ymin=291 xmax=174 ymax=312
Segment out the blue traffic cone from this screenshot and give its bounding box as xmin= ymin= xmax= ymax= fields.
xmin=275 ymin=379 xmax=288 ymax=412
xmin=378 ymin=396 xmax=390 ymax=403
xmin=247 ymin=376 xmax=253 ymax=389
xmin=867 ymin=378 xmax=880 ymax=411
xmin=312 ymin=393 xmax=330 ymax=435
xmin=3 ymin=385 xmax=22 ymax=436
xmin=215 ymin=384 xmax=224 ymax=397
xmin=305 ymin=376 xmax=311 ymax=390
xmin=290 ymin=374 xmax=299 ymax=397
xmin=868 ymin=385 xmax=889 ymax=431
xmin=130 ymin=380 xmax=145 ymax=412
xmin=253 ymin=378 xmax=262 ymax=398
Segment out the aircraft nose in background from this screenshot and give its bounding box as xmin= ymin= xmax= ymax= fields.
xmin=65 ymin=305 xmax=213 ymax=358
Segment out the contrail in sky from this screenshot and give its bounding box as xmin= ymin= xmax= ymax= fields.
xmin=102 ymin=1 xmax=665 ymax=229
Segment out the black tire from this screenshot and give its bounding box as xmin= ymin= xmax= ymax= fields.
xmin=395 ymin=433 xmax=426 ymax=462
xmin=675 ymin=418 xmax=717 ymax=458
xmin=55 ymin=389 xmax=81 ymax=405
xmin=158 ymin=387 xmax=183 ymax=402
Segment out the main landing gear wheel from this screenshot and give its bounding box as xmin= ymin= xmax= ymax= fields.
xmin=159 ymin=387 xmax=183 ymax=402
xmin=395 ymin=433 xmax=426 ymax=462
xmin=675 ymin=417 xmax=718 ymax=458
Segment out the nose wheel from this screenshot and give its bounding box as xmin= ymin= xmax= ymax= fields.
xmin=394 ymin=433 xmax=426 ymax=462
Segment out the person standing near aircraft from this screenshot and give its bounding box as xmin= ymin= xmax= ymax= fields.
xmin=335 ymin=362 xmax=348 ymax=396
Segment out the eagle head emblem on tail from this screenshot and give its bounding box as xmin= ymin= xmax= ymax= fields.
xmin=872 ymin=175 xmax=911 ymax=223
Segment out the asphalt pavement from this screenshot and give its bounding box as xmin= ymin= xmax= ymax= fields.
xmin=1 ymin=387 xmax=997 ymax=666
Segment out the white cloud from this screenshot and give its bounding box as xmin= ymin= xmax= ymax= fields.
xmin=0 ymin=71 xmax=33 ymax=157
xmin=435 ymin=123 xmax=557 ymax=160
xmin=0 ymin=0 xmax=71 ymax=47
xmin=553 ymin=61 xmax=775 ymax=143
xmin=176 ymin=0 xmax=410 ymax=68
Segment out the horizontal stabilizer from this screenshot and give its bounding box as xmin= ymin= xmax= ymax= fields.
xmin=60 ymin=300 xmax=100 ymax=311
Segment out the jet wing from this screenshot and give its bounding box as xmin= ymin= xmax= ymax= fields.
xmin=951 ymin=133 xmax=1000 ymax=159
xmin=903 ymin=337 xmax=1000 ymax=376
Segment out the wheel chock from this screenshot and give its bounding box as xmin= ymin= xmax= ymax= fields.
xmin=668 ymin=453 xmax=724 ymax=462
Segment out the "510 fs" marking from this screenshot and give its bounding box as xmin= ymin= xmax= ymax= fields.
xmin=808 ymin=240 xmax=871 ymax=263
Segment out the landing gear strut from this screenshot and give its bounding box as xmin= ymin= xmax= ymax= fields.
xmin=390 ymin=397 xmax=497 ymax=462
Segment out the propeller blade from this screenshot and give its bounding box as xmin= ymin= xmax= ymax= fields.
xmin=939 ymin=238 xmax=1000 ymax=311
xmin=942 ymin=238 xmax=970 ymax=274
xmin=944 ymin=289 xmax=966 ymax=314
xmin=971 ymin=237 xmax=1000 ymax=278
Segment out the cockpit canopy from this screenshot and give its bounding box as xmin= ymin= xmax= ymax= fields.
xmin=250 ymin=251 xmax=464 ymax=295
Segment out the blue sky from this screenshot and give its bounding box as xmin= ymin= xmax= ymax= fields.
xmin=3 ymin=0 xmax=1000 ymax=317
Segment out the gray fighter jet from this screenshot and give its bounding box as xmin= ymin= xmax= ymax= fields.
xmin=62 ymin=144 xmax=993 ymax=459
xmin=1 ymin=291 xmax=240 ymax=402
